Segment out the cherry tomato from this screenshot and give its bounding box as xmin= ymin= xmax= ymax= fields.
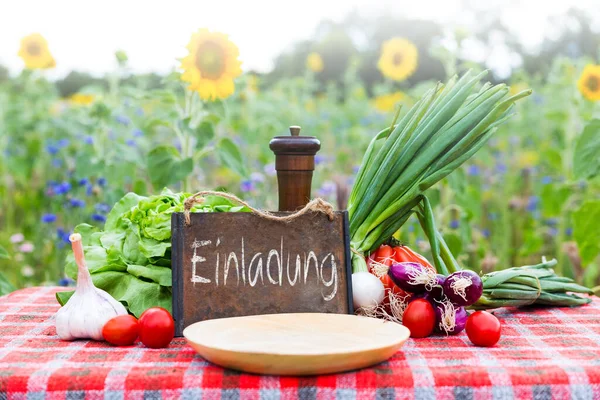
xmin=138 ymin=307 xmax=175 ymax=349
xmin=393 ymin=246 xmax=435 ymax=272
xmin=466 ymin=311 xmax=501 ymax=347
xmin=102 ymin=315 xmax=139 ymax=346
xmin=402 ymin=299 xmax=435 ymax=338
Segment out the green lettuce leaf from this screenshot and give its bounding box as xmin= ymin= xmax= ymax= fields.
xmin=61 ymin=189 xmax=249 ymax=316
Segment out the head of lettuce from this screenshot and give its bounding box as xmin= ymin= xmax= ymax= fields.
xmin=56 ymin=189 xmax=249 ymax=317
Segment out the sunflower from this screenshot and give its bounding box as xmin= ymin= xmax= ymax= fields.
xmin=306 ymin=52 xmax=324 ymax=72
xmin=180 ymin=29 xmax=242 ymax=101
xmin=18 ymin=33 xmax=55 ymax=70
xmin=377 ymin=38 xmax=418 ymax=81
xmin=69 ymin=93 xmax=95 ymax=106
xmin=373 ymin=91 xmax=406 ymax=112
xmin=578 ymin=64 xmax=600 ymax=101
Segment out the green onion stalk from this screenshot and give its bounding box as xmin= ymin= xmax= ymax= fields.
xmin=348 ymin=70 xmax=532 ymax=271
xmin=415 ymin=195 xmax=593 ymax=309
xmin=347 ymin=71 xmax=595 ymax=308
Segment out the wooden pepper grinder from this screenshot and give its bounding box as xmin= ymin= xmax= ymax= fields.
xmin=269 ymin=126 xmax=321 ymax=212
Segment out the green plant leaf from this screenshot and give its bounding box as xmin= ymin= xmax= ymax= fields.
xmin=573 ymin=200 xmax=600 ymax=267
xmin=146 ymin=145 xmax=193 ymax=189
xmin=0 ymin=245 xmax=9 ymax=260
xmin=541 ymin=183 xmax=571 ymax=217
xmin=127 ymin=264 xmax=172 ymax=286
xmin=443 ymin=232 xmax=463 ymax=259
xmin=105 ymin=192 xmax=145 ymax=231
xmin=542 ymin=148 xmax=562 ymax=171
xmin=194 ymin=120 xmax=215 ymax=149
xmin=573 ymin=119 xmax=600 ymax=180
xmin=217 ymin=138 xmax=248 ymax=177
xmin=0 ymin=271 xmax=15 ymax=295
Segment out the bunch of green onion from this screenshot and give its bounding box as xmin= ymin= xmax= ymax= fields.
xmin=348 ymin=70 xmax=531 ymax=271
xmin=472 ymin=258 xmax=593 ymax=309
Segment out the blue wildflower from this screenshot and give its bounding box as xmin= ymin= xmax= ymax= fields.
xmin=450 ymin=220 xmax=459 ymax=229
xmin=488 ymin=212 xmax=498 ymax=221
xmin=545 ymin=218 xmax=559 ymax=227
xmin=565 ymin=227 xmax=573 ymax=237
xmin=115 ymin=115 xmax=130 ymax=126
xmin=495 ymin=163 xmax=507 ymax=174
xmin=78 ymin=178 xmax=88 ymax=186
xmin=250 ymin=172 xmax=265 ymax=183
xmin=407 ymin=224 xmax=414 ymax=233
xmin=84 ymin=136 xmax=94 ymax=145
xmin=135 ymin=108 xmax=144 ymax=116
xmin=52 ymin=159 xmax=62 ymax=168
xmin=467 ymin=164 xmax=480 ymax=176
xmin=86 ymin=184 xmax=93 ymax=196
xmin=263 ymin=163 xmax=276 ymax=177
xmin=317 ymin=181 xmax=337 ymax=197
xmin=315 ymin=155 xmax=326 ymax=165
xmin=481 ymin=228 xmax=491 ymax=238
xmin=126 ymin=139 xmax=136 ymax=147
xmin=548 ymin=227 xmax=558 ymax=237
xmin=41 ymin=214 xmax=57 ymax=223
xmin=97 ymin=177 xmax=106 ymax=186
xmin=95 ymin=203 xmax=111 ymax=214
xmin=69 ymin=198 xmax=85 ymax=208
xmin=526 ymin=196 xmax=540 ymax=212
xmin=54 ymin=182 xmax=72 ymax=195
xmin=58 ymin=278 xmax=75 ymax=287
xmin=352 ymin=165 xmax=360 ymax=174
xmin=132 ymin=128 xmax=143 ymax=137
xmin=92 ymin=214 xmax=107 ymax=223
xmin=56 ymin=228 xmax=71 ymax=244
xmin=46 ymin=144 xmax=60 ymax=155
xmin=541 ymin=176 xmax=552 ymax=185
xmin=58 ymin=138 xmax=70 ymax=148
xmin=240 ymin=180 xmax=255 ymax=193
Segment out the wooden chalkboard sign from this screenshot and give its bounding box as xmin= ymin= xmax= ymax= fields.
xmin=171 ymin=205 xmax=353 ymax=336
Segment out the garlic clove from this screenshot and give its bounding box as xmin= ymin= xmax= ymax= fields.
xmin=55 ymin=233 xmax=127 ymax=341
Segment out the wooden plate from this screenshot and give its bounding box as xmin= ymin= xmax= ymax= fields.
xmin=183 ymin=313 xmax=409 ymax=375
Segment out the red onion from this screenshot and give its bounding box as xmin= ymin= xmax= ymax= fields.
xmin=442 ymin=270 xmax=483 ymax=306
xmin=433 ymin=299 xmax=468 ymax=335
xmin=388 ymin=262 xmax=437 ymax=294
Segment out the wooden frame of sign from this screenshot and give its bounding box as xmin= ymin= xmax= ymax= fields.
xmin=171 ymin=211 xmax=353 ymax=336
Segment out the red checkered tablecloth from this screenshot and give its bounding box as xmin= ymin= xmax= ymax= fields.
xmin=1 ymin=287 xmax=600 ymax=399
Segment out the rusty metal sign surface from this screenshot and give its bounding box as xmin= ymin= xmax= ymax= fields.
xmin=171 ymin=211 xmax=353 ymax=336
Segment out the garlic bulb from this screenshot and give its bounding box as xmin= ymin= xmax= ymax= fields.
xmin=55 ymin=233 xmax=127 ymax=341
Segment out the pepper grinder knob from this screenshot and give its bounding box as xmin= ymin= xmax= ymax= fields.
xmin=269 ymin=126 xmax=321 ymax=212
xmin=289 ymin=125 xmax=301 ymax=136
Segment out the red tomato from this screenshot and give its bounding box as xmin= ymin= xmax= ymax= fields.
xmin=375 ymin=245 xmax=394 ymax=267
xmin=138 ymin=307 xmax=175 ymax=349
xmin=393 ymin=246 xmax=435 ymax=272
xmin=367 ymin=250 xmax=409 ymax=304
xmin=102 ymin=315 xmax=139 ymax=346
xmin=402 ymin=299 xmax=435 ymax=338
xmin=466 ymin=311 xmax=501 ymax=347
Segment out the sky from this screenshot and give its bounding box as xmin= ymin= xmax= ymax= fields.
xmin=0 ymin=0 xmax=596 ymax=79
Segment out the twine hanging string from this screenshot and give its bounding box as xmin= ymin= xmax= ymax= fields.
xmin=183 ymin=190 xmax=335 ymax=226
